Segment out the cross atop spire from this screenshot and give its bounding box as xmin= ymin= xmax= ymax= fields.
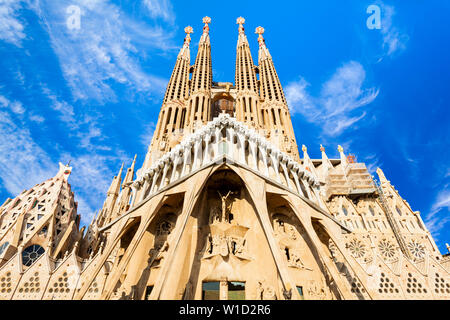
xmin=199 ymin=16 xmax=211 ymax=45
xmin=184 ymin=26 xmax=193 ymax=46
xmin=237 ymin=17 xmax=245 ymax=34
xmin=255 ymin=26 xmax=265 ymax=46
xmin=202 ymin=16 xmax=211 ymax=33
xmin=56 ymin=162 xmax=72 ymax=181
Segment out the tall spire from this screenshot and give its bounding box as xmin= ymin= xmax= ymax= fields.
xmin=107 ymin=163 xmax=123 ymax=196
xmin=320 ymin=144 xmax=333 ymax=171
xmin=122 ymin=154 xmax=137 ymax=187
xmin=255 ymin=26 xmax=299 ymax=160
xmin=145 ymin=27 xmax=193 ymax=168
xmin=55 ymin=162 xmax=72 ymax=181
xmin=161 ymin=26 xmax=192 ymax=105
xmin=376 ymin=167 xmax=388 ymax=184
xmin=338 ymin=145 xmax=348 ymax=167
xmin=199 ymin=16 xmax=211 ymax=44
xmin=235 ymin=17 xmax=261 ymax=129
xmin=188 ymin=16 xmax=213 ymax=131
xmin=236 ymin=16 xmax=248 ymax=46
xmin=98 ymin=164 xmax=123 ymax=226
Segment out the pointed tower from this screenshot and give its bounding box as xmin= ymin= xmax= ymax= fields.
xmin=234 ymin=17 xmax=261 ymax=129
xmin=255 ymin=26 xmax=299 ymax=160
xmin=96 ymin=164 xmax=123 ymax=227
xmin=187 ymin=17 xmax=213 ymax=131
xmin=117 ymin=155 xmax=137 ymax=215
xmin=0 ymin=163 xmax=81 ymax=265
xmin=144 ymin=26 xmax=194 ymax=168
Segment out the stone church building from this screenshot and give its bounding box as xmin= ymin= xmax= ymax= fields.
xmin=0 ymin=17 xmax=449 ymax=300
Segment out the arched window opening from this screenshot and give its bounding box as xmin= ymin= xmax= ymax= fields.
xmin=285 ymin=247 xmax=290 ymax=261
xmin=342 ymin=206 xmax=348 ymax=216
xmin=0 ymin=242 xmax=9 ymax=256
xmin=22 ymin=245 xmax=45 ymax=267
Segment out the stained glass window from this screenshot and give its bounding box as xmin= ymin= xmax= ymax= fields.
xmin=22 ymin=245 xmax=45 ymax=267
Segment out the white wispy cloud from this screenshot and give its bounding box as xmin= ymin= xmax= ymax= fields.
xmin=364 ymin=154 xmax=382 ymax=176
xmin=143 ymin=0 xmax=175 ymax=23
xmin=0 ymin=0 xmax=26 ymax=46
xmin=286 ymin=61 xmax=379 ymax=136
xmin=0 ymin=96 xmax=55 ymax=195
xmin=0 ymin=94 xmax=38 ymax=121
xmin=140 ymin=121 xmax=156 ymax=149
xmin=377 ymin=1 xmax=409 ymax=58
xmin=28 ymin=0 xmax=175 ymax=103
xmin=430 ymin=189 xmax=450 ymax=217
xmin=422 ymin=184 xmax=450 ymax=238
xmin=0 ymin=89 xmax=129 ymax=225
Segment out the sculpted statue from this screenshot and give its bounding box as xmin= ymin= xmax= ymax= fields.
xmin=282 ymin=288 xmax=292 ymax=300
xmin=307 ymin=280 xmax=326 ymax=300
xmin=257 ymin=280 xmax=277 ymax=300
xmin=209 ymin=206 xmax=221 ymax=225
xmin=218 ymin=235 xmax=229 ymax=257
xmin=156 ymin=220 xmax=172 ymax=236
xmin=256 ymin=281 xmax=264 ymax=300
xmin=274 ymin=219 xmax=285 ymax=235
xmin=286 ymin=224 xmax=297 ymax=240
xmin=289 ymin=249 xmax=305 ymax=269
xmin=217 ymin=190 xmax=236 ymax=223
xmin=148 ymin=240 xmax=169 ymax=268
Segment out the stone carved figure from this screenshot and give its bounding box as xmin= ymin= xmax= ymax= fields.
xmin=265 ymin=285 xmax=276 ymax=300
xmin=288 ymin=249 xmax=306 ymax=269
xmin=148 ymin=240 xmax=169 ymax=268
xmin=282 ymin=288 xmax=292 ymax=300
xmin=256 ymin=280 xmax=277 ymax=300
xmin=256 ymin=281 xmax=264 ymax=300
xmin=209 ymin=205 xmax=221 ymax=225
xmin=202 ymin=233 xmax=250 ymax=260
xmin=307 ymin=280 xmax=327 ymax=300
xmin=218 ymin=235 xmax=229 ymax=257
xmin=286 ymin=224 xmax=297 ymax=240
xmin=217 ymin=190 xmax=236 ymax=223
xmin=204 ymin=233 xmax=213 ymax=255
xmin=273 ymin=215 xmax=298 ymax=241
xmin=156 ymin=220 xmax=172 ymax=236
xmin=274 ymin=218 xmax=285 ymax=235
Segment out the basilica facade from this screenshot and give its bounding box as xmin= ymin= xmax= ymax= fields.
xmin=0 ymin=17 xmax=449 ymax=300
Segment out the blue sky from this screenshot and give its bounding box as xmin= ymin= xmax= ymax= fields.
xmin=0 ymin=1 xmax=449 ymax=253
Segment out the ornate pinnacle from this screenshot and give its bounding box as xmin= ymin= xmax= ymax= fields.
xmin=255 ymin=26 xmax=264 ymax=35
xmin=338 ymin=145 xmax=344 ymax=153
xmin=302 ymin=145 xmax=307 ymax=153
xmin=255 ymin=26 xmax=265 ymax=46
xmin=203 ymin=16 xmax=211 ymax=24
xmin=184 ymin=26 xmax=193 ymax=45
xmin=320 ymin=144 xmax=325 ymax=152
xmin=237 ymin=17 xmax=245 ymax=34
xmin=202 ymin=16 xmax=211 ymax=33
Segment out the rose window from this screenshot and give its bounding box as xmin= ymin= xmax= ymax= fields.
xmin=378 ymin=240 xmax=396 ymax=259
xmin=347 ymin=239 xmax=366 ymax=258
xmin=407 ymin=240 xmax=425 ymax=259
xmin=22 ymin=245 xmax=45 ymax=267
